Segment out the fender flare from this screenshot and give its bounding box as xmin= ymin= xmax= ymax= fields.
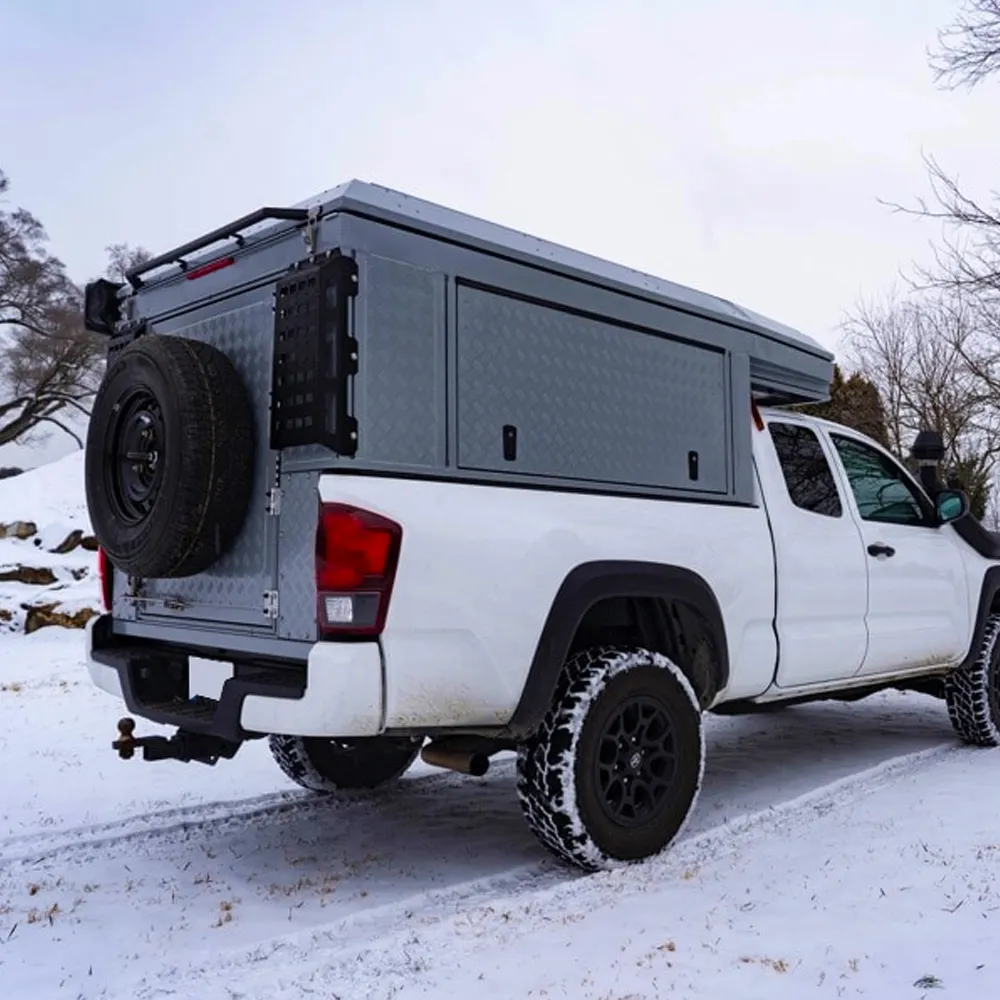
xmin=506 ymin=560 xmax=729 ymax=738
xmin=963 ymin=565 xmax=1000 ymax=668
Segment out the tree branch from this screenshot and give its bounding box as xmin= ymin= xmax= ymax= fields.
xmin=877 ymin=153 xmax=1000 ymax=297
xmin=35 ymin=415 xmax=84 ymax=449
xmin=929 ymin=0 xmax=1000 ymax=90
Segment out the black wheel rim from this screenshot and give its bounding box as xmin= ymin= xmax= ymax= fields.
xmin=104 ymin=386 xmax=166 ymax=527
xmin=594 ymin=694 xmax=678 ymax=829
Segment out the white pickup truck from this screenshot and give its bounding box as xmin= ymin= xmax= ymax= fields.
xmin=81 ymin=182 xmax=1000 ymax=873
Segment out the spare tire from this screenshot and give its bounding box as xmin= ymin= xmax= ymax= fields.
xmin=85 ymin=334 xmax=255 ymax=579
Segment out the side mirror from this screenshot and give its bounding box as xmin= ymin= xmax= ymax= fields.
xmin=936 ymin=489 xmax=970 ymax=525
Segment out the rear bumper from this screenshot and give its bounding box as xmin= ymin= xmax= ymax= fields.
xmin=85 ymin=615 xmax=385 ymax=741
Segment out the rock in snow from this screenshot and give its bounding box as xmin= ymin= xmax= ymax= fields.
xmin=0 ymin=451 xmax=99 ymax=633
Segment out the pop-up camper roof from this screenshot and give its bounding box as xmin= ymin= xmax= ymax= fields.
xmin=298 ymin=181 xmax=824 ymax=356
xmin=125 ymin=179 xmax=833 ymax=405
xmin=293 ymin=180 xmax=834 ymax=404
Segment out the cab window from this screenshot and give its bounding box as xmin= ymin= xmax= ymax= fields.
xmin=831 ymin=434 xmax=932 ymax=526
xmin=769 ymin=422 xmax=843 ymax=518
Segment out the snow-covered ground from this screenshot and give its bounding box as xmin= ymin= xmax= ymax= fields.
xmin=1 ymin=460 xmax=999 ymax=999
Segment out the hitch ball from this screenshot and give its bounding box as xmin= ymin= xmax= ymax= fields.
xmin=112 ymin=717 xmax=138 ymax=759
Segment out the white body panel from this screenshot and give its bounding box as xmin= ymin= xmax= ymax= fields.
xmin=85 ymin=620 xmax=387 ymax=737
xmin=800 ymin=416 xmax=977 ymax=676
xmin=852 ymin=519 xmax=971 ymax=674
xmin=318 ymin=476 xmax=779 ymax=729
xmin=86 ymin=413 xmax=999 ymax=737
xmin=753 ymin=416 xmax=870 ymax=686
xmin=86 ymin=618 xmax=125 ymax=699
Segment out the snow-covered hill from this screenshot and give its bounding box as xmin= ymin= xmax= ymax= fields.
xmin=0 ymin=451 xmax=101 ymax=634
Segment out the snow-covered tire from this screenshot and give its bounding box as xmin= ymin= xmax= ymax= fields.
xmin=268 ymin=735 xmax=422 ymax=792
xmin=516 ymin=646 xmax=705 ymax=872
xmin=945 ymin=614 xmax=1000 ymax=747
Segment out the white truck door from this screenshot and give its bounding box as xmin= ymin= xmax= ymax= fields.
xmin=760 ymin=418 xmax=870 ymax=687
xmin=826 ymin=430 xmax=971 ymax=677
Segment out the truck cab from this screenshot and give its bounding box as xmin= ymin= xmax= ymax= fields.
xmin=752 ymin=406 xmax=980 ymax=698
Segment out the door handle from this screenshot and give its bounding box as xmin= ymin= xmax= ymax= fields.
xmin=867 ymin=542 xmax=896 ymax=558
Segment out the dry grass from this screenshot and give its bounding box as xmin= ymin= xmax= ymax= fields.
xmin=739 ymin=955 xmax=790 ymax=973
xmin=213 ymin=900 xmax=236 ymax=928
xmin=26 ymin=903 xmax=59 ymax=926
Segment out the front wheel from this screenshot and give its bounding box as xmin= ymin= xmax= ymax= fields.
xmin=268 ymin=734 xmax=422 ymax=792
xmin=516 ymin=646 xmax=705 ymax=872
xmin=945 ymin=614 xmax=1000 ymax=747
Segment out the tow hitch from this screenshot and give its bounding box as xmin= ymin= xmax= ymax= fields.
xmin=112 ymin=717 xmax=242 ymax=766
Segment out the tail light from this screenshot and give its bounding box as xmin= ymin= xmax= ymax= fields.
xmin=315 ymin=503 xmax=402 ymax=638
xmin=97 ymin=547 xmax=113 ymax=612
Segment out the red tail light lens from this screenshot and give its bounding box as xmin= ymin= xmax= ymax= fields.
xmin=97 ymin=547 xmax=113 ymax=612
xmin=315 ymin=503 xmax=402 ymax=637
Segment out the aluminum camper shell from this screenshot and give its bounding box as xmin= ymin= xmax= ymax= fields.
xmin=100 ymin=180 xmax=834 ymax=647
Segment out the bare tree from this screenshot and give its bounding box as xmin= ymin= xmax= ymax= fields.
xmin=881 ymin=154 xmax=1000 ymax=299
xmin=0 ymin=295 xmax=103 ymax=448
xmin=930 ymin=0 xmax=1000 ymax=89
xmin=104 ymin=241 xmax=151 ymax=284
xmin=0 ymin=169 xmax=148 ymax=449
xmin=880 ymin=4 xmax=1000 ymax=296
xmin=0 ymin=172 xmax=75 ymax=342
xmin=851 ymin=2 xmax=1000 ymax=518
xmin=842 ymin=291 xmax=1000 ymax=516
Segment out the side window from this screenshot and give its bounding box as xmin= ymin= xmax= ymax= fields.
xmin=831 ymin=434 xmax=931 ymax=526
xmin=769 ymin=422 xmax=843 ymax=518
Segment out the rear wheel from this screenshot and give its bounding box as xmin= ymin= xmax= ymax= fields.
xmin=268 ymin=734 xmax=422 ymax=792
xmin=945 ymin=614 xmax=1000 ymax=747
xmin=516 ymin=646 xmax=704 ymax=872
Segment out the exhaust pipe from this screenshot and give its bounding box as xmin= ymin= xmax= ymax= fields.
xmin=420 ymin=743 xmax=490 ymax=777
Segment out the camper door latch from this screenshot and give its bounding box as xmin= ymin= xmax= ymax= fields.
xmin=263 ymin=590 xmax=279 ymax=619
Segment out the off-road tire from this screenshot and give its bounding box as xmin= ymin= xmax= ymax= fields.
xmin=268 ymin=735 xmax=422 ymax=792
xmin=85 ymin=334 xmax=255 ymax=579
xmin=945 ymin=613 xmax=1000 ymax=747
xmin=516 ymin=646 xmax=705 ymax=872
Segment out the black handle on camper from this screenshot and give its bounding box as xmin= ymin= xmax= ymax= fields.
xmin=125 ymin=207 xmax=312 ymax=288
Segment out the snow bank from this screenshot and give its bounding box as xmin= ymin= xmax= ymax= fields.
xmin=0 ymin=450 xmax=99 ymax=633
xmin=0 ymin=449 xmax=88 ymax=531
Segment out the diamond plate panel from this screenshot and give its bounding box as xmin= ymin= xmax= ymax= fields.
xmin=277 ymin=471 xmax=320 ymax=641
xmin=353 ymin=254 xmax=445 ymax=468
xmin=456 ymin=286 xmax=729 ymax=492
xmin=138 ymin=298 xmax=279 ymax=629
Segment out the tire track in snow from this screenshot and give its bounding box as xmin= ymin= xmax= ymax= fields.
xmin=0 ymin=768 xmax=466 ymax=867
xmin=130 ymin=742 xmax=959 ymax=1000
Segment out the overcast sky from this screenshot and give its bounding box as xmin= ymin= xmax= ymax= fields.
xmin=2 ymin=0 xmax=999 ymax=466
